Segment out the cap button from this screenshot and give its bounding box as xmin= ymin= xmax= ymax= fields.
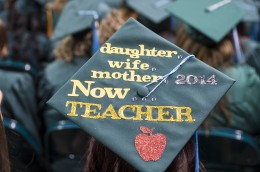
xmin=137 ymin=86 xmax=150 ymax=98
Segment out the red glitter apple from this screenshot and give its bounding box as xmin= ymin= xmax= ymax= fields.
xmin=135 ymin=126 xmax=167 ymax=161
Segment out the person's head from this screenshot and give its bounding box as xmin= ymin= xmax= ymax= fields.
xmin=0 ymin=91 xmax=10 ymax=172
xmin=51 ymin=0 xmax=105 ymax=61
xmin=0 ymin=19 xmax=8 ymax=58
xmin=166 ymin=0 xmax=246 ymax=128
xmin=166 ymin=0 xmax=246 ymax=68
xmin=84 ymin=137 xmax=205 ymax=172
xmin=176 ymin=26 xmax=235 ymax=69
xmin=99 ymin=9 xmax=125 ymax=45
xmin=53 ymin=29 xmax=92 ymax=62
xmin=48 ymin=18 xmax=234 ymax=172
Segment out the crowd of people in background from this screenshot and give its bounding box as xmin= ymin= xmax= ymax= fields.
xmin=1 ymin=0 xmax=260 ymax=171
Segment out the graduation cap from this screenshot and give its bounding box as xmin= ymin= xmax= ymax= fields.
xmin=51 ymin=0 xmax=110 ymax=54
xmin=166 ymin=0 xmax=246 ymax=43
xmin=104 ymin=0 xmax=122 ymax=8
xmin=233 ymin=0 xmax=259 ymax=22
xmin=125 ymin=0 xmax=172 ymax=24
xmin=166 ymin=0 xmax=246 ymax=63
xmin=47 ymin=18 xmax=234 ymax=172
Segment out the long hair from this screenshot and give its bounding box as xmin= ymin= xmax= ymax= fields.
xmin=176 ymin=26 xmax=234 ymax=69
xmin=53 ymin=29 xmax=92 ymax=62
xmin=84 ymin=137 xmax=205 ymax=172
xmin=0 ymin=19 xmax=8 ymax=57
xmin=99 ymin=9 xmax=125 ymax=45
xmin=99 ymin=8 xmax=138 ymax=45
xmin=0 ymin=91 xmax=10 ymax=172
xmin=176 ymin=25 xmax=234 ymax=127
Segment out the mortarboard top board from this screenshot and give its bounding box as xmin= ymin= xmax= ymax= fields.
xmin=165 ymin=0 xmax=246 ymax=43
xmin=51 ymin=0 xmax=109 ymax=42
xmin=125 ymin=0 xmax=171 ymax=24
xmin=47 ymin=18 xmax=234 ymax=172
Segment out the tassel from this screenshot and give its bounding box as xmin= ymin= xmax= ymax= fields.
xmin=232 ymin=27 xmax=244 ymax=64
xmin=46 ymin=9 xmax=53 ymax=37
xmin=194 ymin=131 xmax=199 ymax=172
xmin=92 ymin=21 xmax=100 ymax=55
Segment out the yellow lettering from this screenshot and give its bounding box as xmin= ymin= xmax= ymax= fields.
xmin=140 ymin=63 xmax=149 ymax=70
xmin=157 ymin=50 xmax=166 ymax=57
xmin=118 ymin=105 xmax=136 ymax=120
xmin=65 ymin=101 xmax=195 ymax=123
xmin=142 ymin=75 xmax=151 ymax=82
xmin=67 ymin=80 xmax=94 ymax=97
xmin=156 ymin=106 xmax=175 ymax=121
xmin=101 ymin=104 xmax=121 ymax=119
xmin=81 ymin=103 xmax=102 ymax=118
xmin=91 ymin=70 xmax=111 ymax=79
xmin=90 ymin=87 xmax=106 ymax=98
xmin=104 ymin=88 xmax=130 ymax=99
xmin=165 ymin=50 xmax=178 ymax=58
xmin=175 ymin=107 xmax=195 ymax=122
xmin=100 ymin=43 xmax=111 ymax=54
xmin=66 ymin=101 xmax=83 ymax=117
xmin=134 ymin=105 xmax=156 ymax=121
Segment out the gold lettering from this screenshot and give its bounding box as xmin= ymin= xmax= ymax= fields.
xmin=100 ymin=43 xmax=111 ymax=54
xmin=156 ymin=106 xmax=175 ymax=121
xmin=142 ymin=75 xmax=151 ymax=82
xmin=66 ymin=101 xmax=83 ymax=117
xmin=91 ymin=70 xmax=112 ymax=79
xmin=65 ymin=101 xmax=195 ymax=123
xmin=175 ymin=107 xmax=195 ymax=122
xmin=157 ymin=50 xmax=166 ymax=57
xmin=118 ymin=105 xmax=136 ymax=120
xmin=134 ymin=105 xmax=156 ymax=121
xmin=140 ymin=63 xmax=149 ymax=70
xmin=81 ymin=103 xmax=102 ymax=118
xmin=101 ymin=104 xmax=121 ymax=119
xmin=104 ymin=88 xmax=130 ymax=99
xmin=67 ymin=80 xmax=94 ymax=97
xmin=90 ymin=87 xmax=106 ymax=98
xmin=165 ymin=50 xmax=178 ymax=58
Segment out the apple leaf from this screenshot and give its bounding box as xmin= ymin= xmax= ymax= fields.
xmin=140 ymin=126 xmax=153 ymax=134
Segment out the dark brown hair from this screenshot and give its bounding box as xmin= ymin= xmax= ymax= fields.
xmin=0 ymin=91 xmax=10 ymax=172
xmin=84 ymin=137 xmax=205 ymax=172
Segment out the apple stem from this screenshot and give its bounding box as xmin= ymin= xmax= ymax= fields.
xmin=149 ymin=128 xmax=155 ymax=136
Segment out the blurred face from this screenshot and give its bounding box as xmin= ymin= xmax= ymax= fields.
xmin=0 ymin=44 xmax=8 ymax=57
xmin=0 ymin=19 xmax=8 ymax=58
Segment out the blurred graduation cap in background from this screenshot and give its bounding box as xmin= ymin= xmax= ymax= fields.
xmin=124 ymin=0 xmax=175 ymax=33
xmin=166 ymin=0 xmax=246 ymax=63
xmin=125 ymin=0 xmax=172 ymax=24
xmin=103 ymin=0 xmax=122 ymax=9
xmin=51 ymin=0 xmax=110 ymax=54
xmin=233 ymin=0 xmax=259 ymax=22
xmin=48 ymin=18 xmax=234 ymax=172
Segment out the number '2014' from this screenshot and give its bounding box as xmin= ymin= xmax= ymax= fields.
xmin=175 ymin=75 xmax=217 ymax=85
